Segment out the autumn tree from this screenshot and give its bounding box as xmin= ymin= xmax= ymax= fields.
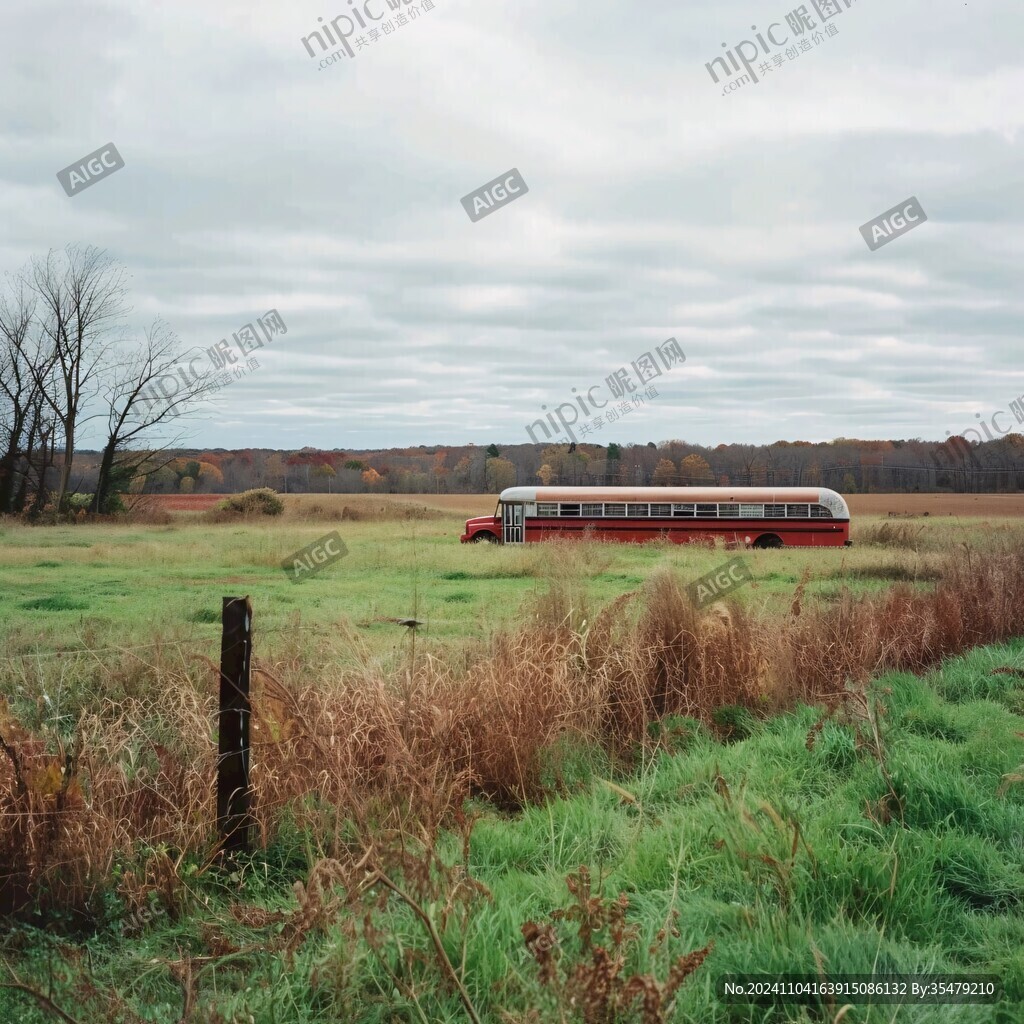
xmin=679 ymin=453 xmax=713 ymax=485
xmin=314 ymin=462 xmax=336 ymax=492
xmin=485 ymin=456 xmax=516 ymax=492
xmin=432 ymin=451 xmax=449 ymax=492
xmin=264 ymin=453 xmax=288 ymax=491
xmin=652 ymin=458 xmax=676 ymax=485
xmin=197 ymin=461 xmax=224 ymax=490
xmin=537 ymin=444 xmax=589 ymax=485
xmin=362 ymin=467 xmax=383 ymax=489
xmin=453 ymin=456 xmax=472 ymax=488
xmin=147 ymin=463 xmax=177 ymax=492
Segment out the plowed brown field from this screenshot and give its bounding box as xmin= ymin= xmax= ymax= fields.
xmin=148 ymin=493 xmax=223 ymax=511
xmin=847 ymin=493 xmax=1024 ymax=517
xmin=345 ymin=492 xmax=1024 ymax=518
xmin=147 ymin=492 xmax=1024 ymax=517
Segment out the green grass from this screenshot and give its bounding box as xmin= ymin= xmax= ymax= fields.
xmin=3 ymin=642 xmax=1024 ymax=1022
xmin=4 ymin=511 xmax=1024 ymax=1021
xmin=0 ymin=512 xmax=1008 ymax=669
xmin=17 ymin=594 xmax=90 ymax=612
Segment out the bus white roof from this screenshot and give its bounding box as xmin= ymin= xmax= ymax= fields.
xmin=498 ymin=486 xmax=850 ymax=519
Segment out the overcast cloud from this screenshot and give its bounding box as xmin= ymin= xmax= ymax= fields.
xmin=1 ymin=0 xmax=1021 ymax=450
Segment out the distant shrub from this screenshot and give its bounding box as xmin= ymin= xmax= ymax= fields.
xmin=62 ymin=493 xmax=93 ymax=512
xmin=216 ymin=488 xmax=284 ymax=517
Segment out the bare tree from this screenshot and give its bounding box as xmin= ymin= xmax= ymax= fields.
xmin=732 ymin=444 xmax=762 ymax=486
xmin=0 ymin=306 xmax=31 ymax=512
xmin=0 ymin=282 xmax=58 ymax=513
xmin=27 ymin=245 xmax=129 ymax=511
xmin=89 ymin=320 xmax=218 ymax=512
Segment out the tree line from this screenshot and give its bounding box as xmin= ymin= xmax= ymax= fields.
xmin=55 ymin=433 xmax=1024 ymax=501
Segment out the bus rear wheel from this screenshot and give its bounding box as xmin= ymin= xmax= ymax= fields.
xmin=753 ymin=534 xmax=783 ymax=549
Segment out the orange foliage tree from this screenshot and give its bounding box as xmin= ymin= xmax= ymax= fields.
xmin=651 ymin=458 xmax=676 ymax=485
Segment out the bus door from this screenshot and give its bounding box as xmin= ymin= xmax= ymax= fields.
xmin=502 ymin=502 xmax=524 ymax=544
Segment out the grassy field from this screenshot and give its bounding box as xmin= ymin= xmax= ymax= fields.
xmin=2 ymin=495 xmax=1024 ymax=1022
xmin=2 ymin=493 xmax=1021 ymax=666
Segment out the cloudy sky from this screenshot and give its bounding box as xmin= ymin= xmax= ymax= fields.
xmin=2 ymin=0 xmax=1022 ymax=451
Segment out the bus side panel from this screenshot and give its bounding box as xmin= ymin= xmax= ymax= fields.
xmin=523 ymin=518 xmax=850 ymax=546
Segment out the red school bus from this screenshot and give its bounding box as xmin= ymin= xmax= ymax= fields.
xmin=460 ymin=486 xmax=852 ymax=548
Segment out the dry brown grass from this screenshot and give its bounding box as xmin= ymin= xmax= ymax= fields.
xmin=283 ymin=494 xmax=449 ymax=522
xmin=119 ymin=493 xmax=174 ymax=525
xmin=0 ymin=685 xmax=214 ymax=917
xmin=5 ymin=543 xmax=1024 ymax=918
xmin=857 ymin=521 xmax=927 ymax=549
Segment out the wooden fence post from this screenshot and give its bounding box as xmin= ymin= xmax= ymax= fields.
xmin=218 ymin=596 xmax=253 ymax=855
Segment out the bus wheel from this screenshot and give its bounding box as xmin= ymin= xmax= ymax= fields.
xmin=753 ymin=534 xmax=783 ymax=549
xmin=472 ymin=533 xmax=497 ymax=543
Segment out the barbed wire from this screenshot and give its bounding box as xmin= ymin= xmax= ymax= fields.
xmin=0 ymin=621 xmax=415 ymax=666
